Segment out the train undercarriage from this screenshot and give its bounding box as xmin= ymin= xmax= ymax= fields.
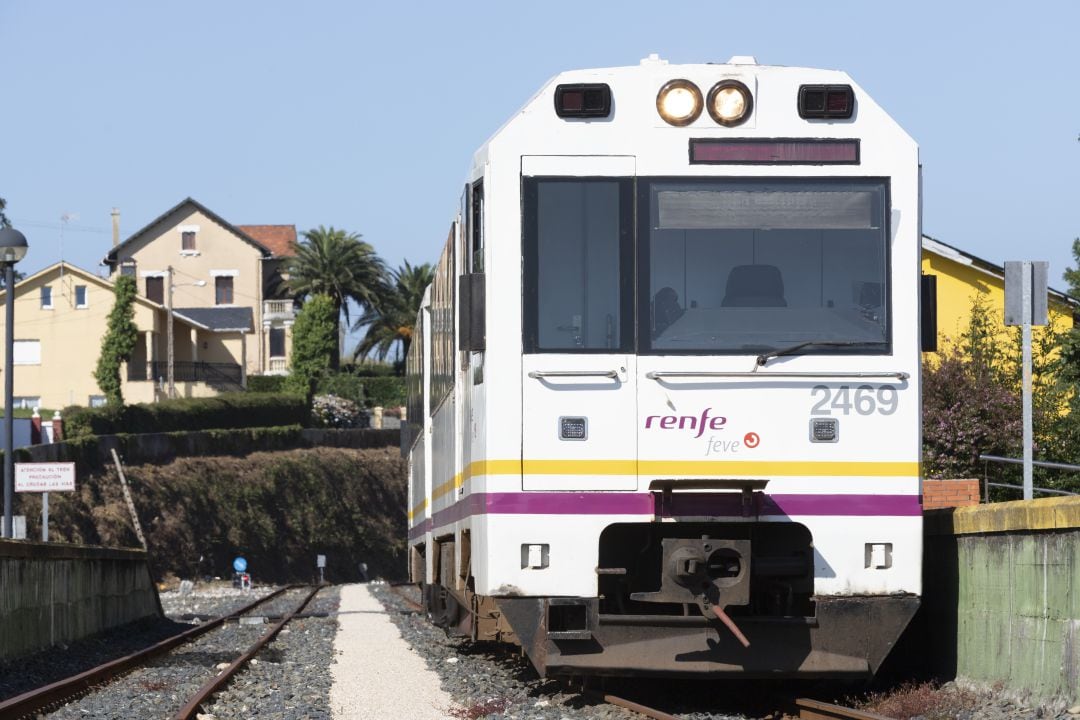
xmin=421 ymin=521 xmax=919 ymax=678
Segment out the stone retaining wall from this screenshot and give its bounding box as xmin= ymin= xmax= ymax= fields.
xmin=0 ymin=540 xmax=160 ymax=662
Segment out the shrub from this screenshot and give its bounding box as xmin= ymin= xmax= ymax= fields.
xmin=63 ymin=392 xmax=308 ymax=438
xmin=922 ymin=349 xmax=1023 ymax=478
xmin=287 ymin=294 xmax=337 ymax=398
xmin=247 ymin=375 xmax=288 ymax=393
xmin=358 ymin=376 xmax=406 ymax=408
xmin=344 ymin=361 xmax=398 ymax=377
xmin=311 ymin=394 xmax=366 ymax=428
xmin=315 ymin=372 xmax=367 ymax=405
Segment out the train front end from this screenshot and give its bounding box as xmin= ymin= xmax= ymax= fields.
xmin=445 ymin=56 xmax=922 ymax=678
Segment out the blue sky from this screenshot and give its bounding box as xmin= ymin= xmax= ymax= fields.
xmin=2 ymin=1 xmax=1078 ymax=308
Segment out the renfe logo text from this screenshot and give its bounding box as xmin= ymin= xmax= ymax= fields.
xmin=643 ymin=408 xmax=727 ymax=439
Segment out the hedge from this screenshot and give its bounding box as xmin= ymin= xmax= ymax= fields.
xmin=357 ymin=377 xmax=405 ymax=408
xmin=62 ymin=392 xmax=308 ymax=438
xmin=247 ymin=375 xmax=288 ymax=393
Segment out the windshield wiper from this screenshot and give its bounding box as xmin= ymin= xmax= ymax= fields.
xmin=756 ymin=340 xmax=887 ymax=367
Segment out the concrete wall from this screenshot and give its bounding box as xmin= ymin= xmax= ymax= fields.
xmin=0 ymin=540 xmax=160 ymax=662
xmin=923 ymin=497 xmax=1080 ymax=703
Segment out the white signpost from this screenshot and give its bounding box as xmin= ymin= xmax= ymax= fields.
xmin=15 ymin=462 xmax=76 ymax=542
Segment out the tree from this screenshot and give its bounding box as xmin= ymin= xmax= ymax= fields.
xmin=352 ymin=260 xmax=434 ymax=362
xmin=286 ymin=294 xmax=338 ymax=399
xmin=1062 ymin=238 xmax=1080 ymax=296
xmin=285 ymin=226 xmax=387 ymax=369
xmin=94 ymin=276 xmax=139 ymax=406
xmin=0 ymin=196 xmax=9 ymax=228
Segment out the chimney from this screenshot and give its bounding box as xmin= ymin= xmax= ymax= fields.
xmin=111 ymin=207 xmax=121 ymax=246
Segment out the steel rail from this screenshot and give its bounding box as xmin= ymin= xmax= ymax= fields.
xmin=389 ymin=582 xmax=424 ymax=612
xmin=172 ymin=585 xmax=322 ymax=720
xmin=0 ymin=585 xmax=293 ymax=720
xmin=583 ymin=690 xmax=681 ymax=720
xmin=797 ymin=697 xmax=896 ymax=720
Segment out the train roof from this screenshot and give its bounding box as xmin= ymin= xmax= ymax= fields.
xmin=469 ymin=55 xmax=912 ymax=177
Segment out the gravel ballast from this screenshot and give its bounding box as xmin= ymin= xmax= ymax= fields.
xmin=14 ymin=580 xmax=1080 ymax=719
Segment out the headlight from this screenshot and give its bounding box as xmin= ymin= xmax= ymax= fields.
xmin=707 ymin=80 xmax=753 ymax=126
xmin=656 ymin=79 xmax=703 ymax=126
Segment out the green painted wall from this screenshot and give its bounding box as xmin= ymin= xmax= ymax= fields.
xmin=924 ymin=498 xmax=1080 ymax=702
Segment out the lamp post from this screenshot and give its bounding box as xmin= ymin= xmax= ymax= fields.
xmin=0 ymin=227 xmax=28 ymax=539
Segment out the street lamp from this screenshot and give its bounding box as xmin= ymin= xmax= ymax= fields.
xmin=0 ymin=227 xmax=28 ymax=539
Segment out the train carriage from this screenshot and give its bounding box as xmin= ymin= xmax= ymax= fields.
xmin=404 ymin=54 xmax=929 ymax=678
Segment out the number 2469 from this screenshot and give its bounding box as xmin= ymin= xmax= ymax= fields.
xmin=810 ymin=385 xmax=898 ymax=416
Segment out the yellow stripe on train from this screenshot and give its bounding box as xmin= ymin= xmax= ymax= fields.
xmin=410 ymin=458 xmax=920 ymax=519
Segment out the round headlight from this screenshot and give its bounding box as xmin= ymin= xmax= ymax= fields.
xmin=707 ymin=80 xmax=753 ymax=126
xmin=656 ymin=79 xmax=703 ymax=126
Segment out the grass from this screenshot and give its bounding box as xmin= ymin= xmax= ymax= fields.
xmin=852 ymin=681 xmax=980 ymax=720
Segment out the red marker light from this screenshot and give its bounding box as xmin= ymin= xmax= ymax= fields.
xmin=554 ymin=83 xmax=612 ymax=119
xmin=798 ymin=84 xmax=855 ymax=119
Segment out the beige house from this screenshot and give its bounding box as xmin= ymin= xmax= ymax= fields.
xmin=0 ymin=262 xmax=242 ymax=410
xmin=102 ymin=197 xmax=297 ymax=377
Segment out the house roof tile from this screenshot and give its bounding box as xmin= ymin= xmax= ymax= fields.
xmin=237 ymin=225 xmax=297 ymax=258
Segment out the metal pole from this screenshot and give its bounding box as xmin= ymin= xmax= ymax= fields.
xmin=41 ymin=492 xmax=48 ymax=542
xmin=1022 ymin=261 xmax=1033 ymax=501
xmin=3 ymin=262 xmax=14 ymax=538
xmin=166 ymin=266 xmax=175 ymax=399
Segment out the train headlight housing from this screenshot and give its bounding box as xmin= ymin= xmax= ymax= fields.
xmin=707 ymin=80 xmax=752 ymax=126
xmin=656 ymin=79 xmax=703 ymax=126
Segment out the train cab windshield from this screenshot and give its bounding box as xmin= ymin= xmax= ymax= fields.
xmin=643 ymin=178 xmax=889 ymax=354
xmin=523 ymin=177 xmax=890 ymax=356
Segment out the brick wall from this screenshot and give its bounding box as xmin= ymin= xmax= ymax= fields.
xmin=922 ymin=478 xmax=981 ymax=509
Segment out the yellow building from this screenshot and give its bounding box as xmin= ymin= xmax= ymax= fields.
xmin=0 ymin=262 xmax=239 ymax=410
xmin=102 ymin=197 xmax=296 ymax=377
xmin=921 ymin=235 xmax=1078 ymax=352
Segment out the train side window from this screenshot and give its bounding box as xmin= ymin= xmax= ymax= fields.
xmin=523 ymin=178 xmax=633 ymax=353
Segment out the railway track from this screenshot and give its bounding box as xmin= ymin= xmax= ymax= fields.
xmin=581 ymin=692 xmax=890 ymax=720
xmin=0 ymin=585 xmax=322 ymax=720
xmin=382 ymin=583 xmax=887 ymax=720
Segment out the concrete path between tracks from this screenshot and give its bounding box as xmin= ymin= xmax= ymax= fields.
xmin=330 ymin=583 xmax=456 ymax=719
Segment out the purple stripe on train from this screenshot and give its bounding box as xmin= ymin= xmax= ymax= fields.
xmin=408 ymin=492 xmax=921 ymax=537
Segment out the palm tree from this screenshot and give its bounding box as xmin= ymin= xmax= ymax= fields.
xmin=352 ymin=260 xmax=434 ymax=362
xmin=286 ymin=225 xmax=388 ymax=369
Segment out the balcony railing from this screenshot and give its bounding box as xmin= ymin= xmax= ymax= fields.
xmin=128 ymin=361 xmax=243 ymax=388
xmin=268 ymin=357 xmax=289 ymax=373
xmin=264 ymin=300 xmax=295 ymax=321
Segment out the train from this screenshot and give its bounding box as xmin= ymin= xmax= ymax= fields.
xmin=403 ymin=54 xmax=933 ymax=678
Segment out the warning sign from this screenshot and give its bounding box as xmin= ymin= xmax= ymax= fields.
xmin=15 ymin=462 xmax=76 ymax=492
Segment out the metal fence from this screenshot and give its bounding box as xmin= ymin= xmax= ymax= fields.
xmin=978 ymin=454 xmax=1080 ymax=502
xmin=127 ymin=361 xmax=243 ymax=387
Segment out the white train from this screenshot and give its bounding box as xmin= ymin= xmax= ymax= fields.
xmin=404 ymin=55 xmax=931 ymax=678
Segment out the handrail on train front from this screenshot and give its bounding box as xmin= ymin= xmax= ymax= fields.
xmin=528 ymin=370 xmax=620 ymax=379
xmin=645 ymin=370 xmax=909 ymax=380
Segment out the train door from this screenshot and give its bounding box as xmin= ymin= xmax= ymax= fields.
xmin=520 ymin=156 xmax=637 ymax=491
